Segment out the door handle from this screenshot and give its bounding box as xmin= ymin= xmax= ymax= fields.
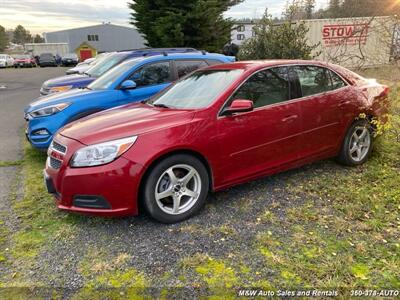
xmin=339 ymin=100 xmax=350 ymax=107
xmin=281 ymin=115 xmax=298 ymax=122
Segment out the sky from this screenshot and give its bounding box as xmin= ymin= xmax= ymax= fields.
xmin=0 ymin=0 xmax=329 ymax=34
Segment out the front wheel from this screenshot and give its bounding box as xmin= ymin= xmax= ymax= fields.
xmin=142 ymin=154 xmax=209 ymax=223
xmin=337 ymin=120 xmax=373 ymax=166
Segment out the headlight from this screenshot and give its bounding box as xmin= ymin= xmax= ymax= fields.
xmin=29 ymin=103 xmax=70 ymax=118
xmin=49 ymin=85 xmax=73 ymax=93
xmin=71 ymin=136 xmax=138 ymax=167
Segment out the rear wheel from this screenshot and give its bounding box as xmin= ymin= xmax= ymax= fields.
xmin=338 ymin=120 xmax=373 ymax=166
xmin=142 ymin=154 xmax=209 ymax=223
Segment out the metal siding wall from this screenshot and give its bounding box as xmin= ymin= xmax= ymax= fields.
xmin=303 ymin=16 xmax=396 ymax=68
xmin=45 ymin=25 xmax=146 ymax=53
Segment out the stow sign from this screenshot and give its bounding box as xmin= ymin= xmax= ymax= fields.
xmin=304 ymin=16 xmax=396 ymax=68
xmin=322 ymin=23 xmax=369 ymax=46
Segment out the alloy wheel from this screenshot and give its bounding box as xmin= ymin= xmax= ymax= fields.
xmin=349 ymin=126 xmax=371 ymax=162
xmin=155 ymin=164 xmax=201 ymax=215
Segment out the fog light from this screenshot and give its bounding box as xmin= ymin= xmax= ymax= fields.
xmin=32 ymin=129 xmax=50 ymax=136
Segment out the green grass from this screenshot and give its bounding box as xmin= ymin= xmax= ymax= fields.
xmin=0 ymin=160 xmax=23 ymax=167
xmin=1 ymin=66 xmax=398 ymax=296
xmin=3 ymin=141 xmax=82 ymax=285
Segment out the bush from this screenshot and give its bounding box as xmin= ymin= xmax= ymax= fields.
xmin=238 ymin=11 xmax=320 ymax=60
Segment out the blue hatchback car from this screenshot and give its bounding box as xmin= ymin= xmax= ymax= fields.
xmin=39 ymin=48 xmax=199 ymax=95
xmin=25 ymin=52 xmax=235 ymax=149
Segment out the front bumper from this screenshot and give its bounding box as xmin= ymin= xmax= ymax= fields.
xmin=25 ymin=111 xmax=69 ymax=149
xmin=45 ymin=134 xmax=144 ymax=217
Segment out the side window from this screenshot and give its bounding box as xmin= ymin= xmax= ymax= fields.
xmin=230 ymin=67 xmax=290 ymax=109
xmin=129 ymin=62 xmax=171 ymax=87
xmin=206 ymin=59 xmax=225 ymax=66
xmin=175 ymin=60 xmax=208 ymax=78
xmin=328 ymin=70 xmax=347 ymax=90
xmin=293 ymin=66 xmax=332 ymax=97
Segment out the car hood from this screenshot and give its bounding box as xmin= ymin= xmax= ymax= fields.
xmin=44 ymin=74 xmax=94 ymax=87
xmin=24 ymin=88 xmax=111 ymax=113
xmin=60 ymin=103 xmax=196 ymax=145
xmin=68 ymin=65 xmax=90 ymax=74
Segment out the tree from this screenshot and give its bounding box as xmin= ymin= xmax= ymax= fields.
xmin=238 ymin=10 xmax=320 ymax=60
xmin=327 ymin=0 xmax=342 ymax=18
xmin=128 ymin=0 xmax=244 ymax=52
xmin=282 ymin=0 xmax=316 ymax=21
xmin=304 ymin=0 xmax=315 ymax=19
xmin=0 ymin=25 xmax=8 ymax=51
xmin=12 ymin=25 xmax=32 ymax=44
xmin=33 ymin=34 xmax=45 ymax=43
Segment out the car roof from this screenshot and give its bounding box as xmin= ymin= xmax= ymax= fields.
xmin=123 ymin=52 xmax=231 ymax=65
xmin=205 ymin=59 xmax=336 ymax=72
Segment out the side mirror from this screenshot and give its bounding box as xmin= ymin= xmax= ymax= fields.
xmin=120 ymin=80 xmax=137 ymax=90
xmin=223 ymin=99 xmax=254 ymax=116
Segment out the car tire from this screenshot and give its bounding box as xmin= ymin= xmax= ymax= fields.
xmin=337 ymin=119 xmax=373 ymax=166
xmin=142 ymin=154 xmax=210 ymax=224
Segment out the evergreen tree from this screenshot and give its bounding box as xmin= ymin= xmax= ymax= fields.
xmin=328 ymin=0 xmax=342 ymax=18
xmin=304 ymin=0 xmax=316 ymax=19
xmin=12 ymin=25 xmax=32 ymax=44
xmin=33 ymin=34 xmax=45 ymax=43
xmin=128 ymin=0 xmax=243 ymax=52
xmin=0 ymin=25 xmax=8 ymax=51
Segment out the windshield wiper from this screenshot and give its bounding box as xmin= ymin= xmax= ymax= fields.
xmin=153 ymin=103 xmax=171 ymax=109
xmin=83 ymin=72 xmax=91 ymax=77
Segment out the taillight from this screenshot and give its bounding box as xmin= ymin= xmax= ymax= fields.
xmin=379 ymin=86 xmax=390 ymax=98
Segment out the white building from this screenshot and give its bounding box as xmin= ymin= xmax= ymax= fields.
xmin=231 ymin=21 xmax=257 ymax=45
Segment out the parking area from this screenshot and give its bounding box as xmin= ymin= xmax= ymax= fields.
xmin=0 ymin=67 xmax=68 ymax=161
xmin=0 ymin=68 xmax=399 ymax=297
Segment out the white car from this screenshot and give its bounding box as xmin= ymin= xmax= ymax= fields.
xmin=65 ymin=53 xmax=109 ymax=75
xmin=0 ymin=54 xmax=14 ymax=68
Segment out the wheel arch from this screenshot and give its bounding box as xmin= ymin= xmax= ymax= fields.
xmin=137 ymin=148 xmax=214 ymax=211
xmin=64 ymin=108 xmax=104 ymax=125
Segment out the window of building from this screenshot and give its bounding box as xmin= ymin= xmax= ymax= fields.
xmin=237 ymin=34 xmax=245 ymax=41
xmin=237 ymin=25 xmax=245 ymax=32
xmin=252 ymin=30 xmax=256 ymax=37
xmin=87 ymin=34 xmax=99 ymax=42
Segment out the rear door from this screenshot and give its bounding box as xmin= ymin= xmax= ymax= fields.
xmin=291 ymin=65 xmax=350 ymax=157
xmin=118 ymin=61 xmax=173 ymax=105
xmin=216 ymin=67 xmax=303 ymax=185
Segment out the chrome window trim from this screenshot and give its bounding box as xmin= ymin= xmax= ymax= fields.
xmin=217 ymin=63 xmax=351 ymax=119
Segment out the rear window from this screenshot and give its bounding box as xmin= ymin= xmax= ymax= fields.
xmin=40 ymin=53 xmax=53 ymax=59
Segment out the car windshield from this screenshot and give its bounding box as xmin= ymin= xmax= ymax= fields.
xmin=14 ymin=55 xmax=30 ymax=59
xmin=85 ymin=53 xmax=127 ymax=77
xmin=40 ymin=54 xmax=53 ymax=59
xmin=88 ymin=58 xmax=141 ymax=90
xmin=0 ymin=55 xmax=7 ymax=59
xmin=149 ymin=69 xmax=243 ymax=109
xmin=64 ymin=53 xmax=77 ymax=59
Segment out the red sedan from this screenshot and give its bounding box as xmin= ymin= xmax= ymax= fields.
xmin=44 ymin=60 xmax=389 ymax=223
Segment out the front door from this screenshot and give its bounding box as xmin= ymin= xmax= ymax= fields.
xmin=216 ymin=67 xmax=303 ymax=186
xmin=119 ymin=61 xmax=173 ymax=105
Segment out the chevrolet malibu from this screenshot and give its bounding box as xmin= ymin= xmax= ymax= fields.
xmin=44 ymin=60 xmax=389 ymax=223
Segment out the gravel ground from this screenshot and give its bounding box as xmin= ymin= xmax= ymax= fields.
xmin=0 ymin=68 xmax=338 ymax=298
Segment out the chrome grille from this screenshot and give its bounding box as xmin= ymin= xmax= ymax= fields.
xmin=52 ymin=141 xmax=67 ymax=154
xmin=49 ymin=157 xmax=62 ymax=169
